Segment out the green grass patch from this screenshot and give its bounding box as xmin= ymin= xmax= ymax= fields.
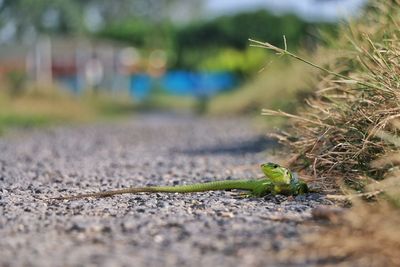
xmin=207 ymin=60 xmax=318 ymax=124
xmin=137 ymin=92 xmax=198 ymax=113
xmin=0 ymin=85 xmax=138 ymax=134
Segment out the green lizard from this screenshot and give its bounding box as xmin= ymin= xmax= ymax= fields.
xmin=51 ymin=162 xmax=308 ymax=200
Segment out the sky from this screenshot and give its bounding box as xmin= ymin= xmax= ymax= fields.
xmin=204 ymin=0 xmax=367 ymax=22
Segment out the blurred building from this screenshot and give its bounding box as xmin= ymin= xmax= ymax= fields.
xmin=0 ymin=37 xmax=134 ymax=93
xmin=0 ymin=37 xmax=237 ymax=101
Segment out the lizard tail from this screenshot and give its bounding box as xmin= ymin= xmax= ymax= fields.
xmin=50 ymin=187 xmax=159 ymax=201
xmin=151 ymin=180 xmax=258 ymax=193
xmin=50 ymin=180 xmax=260 ymax=201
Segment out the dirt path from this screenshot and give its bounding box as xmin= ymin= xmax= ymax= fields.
xmin=0 ymin=114 xmax=327 ymax=267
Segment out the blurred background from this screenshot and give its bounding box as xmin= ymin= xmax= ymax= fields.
xmin=0 ymin=0 xmax=365 ymax=131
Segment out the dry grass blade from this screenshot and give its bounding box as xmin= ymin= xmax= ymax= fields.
xmin=261 ymin=109 xmax=329 ymax=127
xmin=249 ymin=38 xmax=384 ymax=91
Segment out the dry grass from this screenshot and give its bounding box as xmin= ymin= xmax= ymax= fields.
xmin=278 ymin=131 xmax=400 ymax=267
xmin=249 ymin=2 xmax=400 ymax=266
xmin=290 ymin=156 xmax=400 ymax=266
xmin=251 ymin=1 xmax=400 ymax=191
xmin=279 ymin=201 xmax=400 ymax=267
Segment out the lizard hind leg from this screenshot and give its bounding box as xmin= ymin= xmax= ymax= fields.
xmin=248 ymin=178 xmax=274 ymax=198
xmin=251 ymin=190 xmax=269 ymax=198
xmin=233 ymin=189 xmax=268 ymax=199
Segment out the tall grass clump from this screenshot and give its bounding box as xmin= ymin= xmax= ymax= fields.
xmin=252 ymin=2 xmax=400 ymax=265
xmin=280 ymin=202 xmax=400 ymax=266
xmin=251 ymin=1 xmax=400 ymax=191
xmin=280 ymin=130 xmax=400 ymax=266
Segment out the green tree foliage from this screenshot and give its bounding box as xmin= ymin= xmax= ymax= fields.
xmin=198 ymin=48 xmax=269 ymax=77
xmin=0 ymin=0 xmax=84 ymax=36
xmin=99 ymin=10 xmax=314 ymax=72
xmin=174 ymin=10 xmax=311 ymax=70
xmin=176 ymin=10 xmax=309 ymax=50
xmin=0 ymin=0 xmax=323 ymax=75
xmin=99 ymin=19 xmax=175 ymax=49
xmin=0 ymin=0 xmax=181 ymax=38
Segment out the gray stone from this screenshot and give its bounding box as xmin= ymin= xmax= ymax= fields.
xmin=0 ymin=114 xmax=327 ymax=267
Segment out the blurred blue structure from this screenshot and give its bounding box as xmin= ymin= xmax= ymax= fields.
xmin=57 ymin=75 xmax=81 ymax=94
xmin=130 ymin=74 xmax=152 ymax=101
xmin=129 ymin=71 xmax=237 ymax=100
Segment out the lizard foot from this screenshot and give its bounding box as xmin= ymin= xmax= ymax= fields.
xmin=232 ymin=192 xmax=256 ymax=199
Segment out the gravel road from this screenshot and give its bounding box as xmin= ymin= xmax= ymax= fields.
xmin=0 ymin=114 xmax=328 ymax=267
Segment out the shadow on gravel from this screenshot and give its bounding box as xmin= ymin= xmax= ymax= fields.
xmin=174 ymin=136 xmax=279 ymax=156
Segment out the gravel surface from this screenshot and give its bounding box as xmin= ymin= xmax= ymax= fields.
xmin=0 ymin=114 xmax=329 ymax=267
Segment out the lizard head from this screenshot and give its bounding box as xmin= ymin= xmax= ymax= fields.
xmin=260 ymin=162 xmax=291 ymax=185
xmin=261 ymin=162 xmax=309 ymax=195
